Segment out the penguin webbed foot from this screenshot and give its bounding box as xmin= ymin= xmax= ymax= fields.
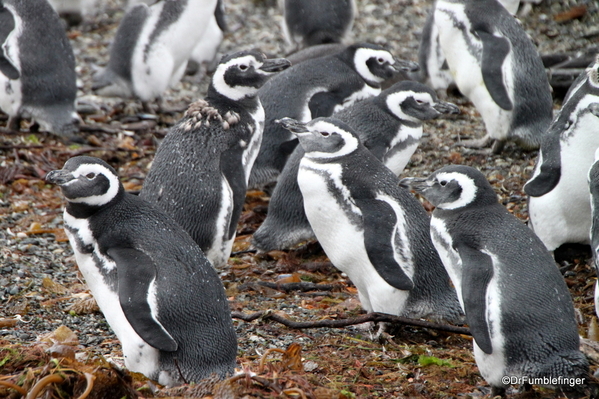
xmin=490 ymin=385 xmax=506 ymax=398
xmin=453 ymin=134 xmax=493 ymax=150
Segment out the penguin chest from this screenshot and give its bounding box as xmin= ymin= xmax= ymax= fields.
xmin=425 ymin=23 xmax=454 ymax=90
xmin=243 ymin=105 xmax=265 ymax=183
xmin=0 ymin=8 xmax=22 ymax=117
xmin=205 ymin=176 xmax=234 ymax=267
xmin=62 ymin=212 xmax=161 ymax=377
xmin=382 ymin=125 xmax=423 ymax=176
xmin=430 ymin=217 xmax=464 ymax=310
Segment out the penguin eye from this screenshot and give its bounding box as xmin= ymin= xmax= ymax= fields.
xmin=320 ymin=131 xmax=330 ymax=137
xmin=415 ymin=99 xmax=425 ymax=105
xmin=439 ymin=180 xmax=448 ymax=186
xmin=85 ymin=173 xmax=96 ymax=179
xmin=239 ymin=64 xmax=249 ymax=71
xmin=377 ymin=57 xmax=385 ymax=64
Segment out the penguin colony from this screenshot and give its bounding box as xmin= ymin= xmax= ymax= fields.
xmin=3 ymin=0 xmax=597 ymax=395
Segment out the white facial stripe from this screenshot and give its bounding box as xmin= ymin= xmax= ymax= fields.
xmin=69 ymin=164 xmax=120 ymax=206
xmin=212 ymin=55 xmax=262 ymax=100
xmin=435 ymin=172 xmax=478 ymax=210
xmin=386 ymin=91 xmax=433 ymax=123
xmin=354 ymin=48 xmax=394 ymax=84
xmin=304 ymin=121 xmax=360 ymax=159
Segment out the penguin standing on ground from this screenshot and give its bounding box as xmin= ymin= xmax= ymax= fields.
xmin=281 ymin=0 xmax=356 ymax=51
xmin=252 ymin=81 xmax=459 ymax=251
xmin=46 ymin=156 xmax=238 ymax=387
xmin=0 ymin=0 xmax=78 ymax=137
xmin=400 ymin=165 xmax=588 ymax=396
xmin=524 ymin=57 xmax=599 ymax=252
xmin=279 ymin=117 xmax=463 ymax=323
xmin=93 ymin=0 xmax=217 ymax=108
xmin=249 ymin=43 xmax=419 ymax=190
xmin=140 ymin=51 xmax=290 ymax=268
xmin=434 ymin=0 xmax=552 ymax=153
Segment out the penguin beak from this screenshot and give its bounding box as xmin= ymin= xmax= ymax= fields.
xmin=276 ymin=117 xmax=310 ymax=135
xmin=260 ymin=58 xmax=292 ymax=73
xmin=45 ymin=169 xmax=75 ymax=186
xmin=433 ymin=101 xmax=460 ymax=115
xmin=398 ymin=177 xmax=428 ymax=193
xmin=392 ymin=58 xmax=420 ymax=73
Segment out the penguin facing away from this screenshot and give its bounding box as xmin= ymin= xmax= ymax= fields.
xmin=252 ymin=80 xmax=459 ymax=252
xmin=588 ymin=140 xmax=599 ymax=318
xmin=0 ymin=0 xmax=79 ymax=137
xmin=400 ymin=165 xmax=588 ymax=396
xmin=46 ymin=156 xmax=238 ymax=387
xmin=434 ymin=0 xmax=552 ymax=153
xmin=93 ymin=0 xmax=217 ymax=105
xmin=140 ymin=51 xmax=291 ymax=268
xmin=248 ymin=42 xmax=420 ymax=190
xmin=282 ymin=0 xmax=356 ymax=51
xmin=524 ymin=57 xmax=599 ymax=252
xmin=280 ymin=117 xmax=463 ymax=323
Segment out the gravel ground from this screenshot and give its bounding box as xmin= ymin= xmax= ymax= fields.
xmin=1 ymin=0 xmax=599 ymax=397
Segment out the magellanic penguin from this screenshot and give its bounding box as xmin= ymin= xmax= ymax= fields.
xmin=279 ymin=117 xmax=463 ymax=323
xmin=434 ymin=0 xmax=552 ymax=153
xmin=93 ymin=0 xmax=218 ymax=107
xmin=416 ymin=0 xmax=519 ymax=95
xmin=140 ymin=51 xmax=291 ymax=268
xmin=588 ymin=139 xmax=599 ymax=318
xmin=524 ymin=57 xmax=599 ymax=252
xmin=252 ymin=80 xmax=459 ymax=251
xmin=248 ymin=43 xmax=419 ymax=190
xmin=401 ymin=165 xmax=588 ymax=396
xmin=0 ymin=0 xmax=79 ymax=137
xmin=46 ymin=156 xmax=238 ymax=387
xmin=281 ymin=0 xmax=356 ymax=51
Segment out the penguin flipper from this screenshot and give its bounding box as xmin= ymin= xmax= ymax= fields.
xmin=359 ymin=199 xmax=414 ymax=291
xmin=476 ymin=30 xmax=513 ymax=111
xmin=457 ymin=244 xmax=493 ymax=354
xmin=108 ymin=247 xmax=178 ymax=352
xmin=0 ymin=6 xmax=19 ymax=80
xmin=523 ymin=129 xmax=561 ymax=197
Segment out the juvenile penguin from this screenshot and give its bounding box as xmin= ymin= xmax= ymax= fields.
xmin=93 ymin=0 xmax=217 ymax=106
xmin=140 ymin=51 xmax=290 ymax=268
xmin=280 ymin=117 xmax=463 ymax=323
xmin=524 ymin=57 xmax=599 ymax=252
xmin=401 ymin=165 xmax=588 ymax=396
xmin=249 ymin=43 xmax=419 ymax=189
xmin=253 ymin=81 xmax=459 ymax=251
xmin=434 ymin=0 xmax=552 ymax=152
xmin=46 ymin=156 xmax=237 ymax=387
xmin=588 ymin=141 xmax=599 ymax=318
xmin=281 ymin=0 xmax=356 ymax=51
xmin=0 ymin=0 xmax=78 ymax=137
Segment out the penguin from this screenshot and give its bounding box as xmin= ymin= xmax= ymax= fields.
xmin=434 ymin=0 xmax=552 ymax=153
xmin=281 ymin=0 xmax=356 ymax=51
xmin=187 ymin=0 xmax=226 ymax=76
xmin=400 ymin=165 xmax=588 ymax=396
xmin=248 ymin=43 xmax=420 ymax=190
xmin=589 ymin=142 xmax=599 ymax=319
xmin=416 ymin=0 xmax=520 ymax=96
xmin=140 ymin=51 xmax=291 ymax=268
xmin=524 ymin=56 xmax=599 ymax=252
xmin=93 ymin=0 xmax=218 ymax=106
xmin=45 ymin=156 xmax=238 ymax=387
xmin=0 ymin=0 xmax=79 ymax=137
xmin=47 ymin=0 xmax=98 ymax=25
xmin=252 ymin=80 xmax=459 ymax=251
xmin=278 ymin=117 xmax=463 ymax=323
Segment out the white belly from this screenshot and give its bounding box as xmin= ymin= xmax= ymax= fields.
xmin=206 ymin=176 xmax=234 ymax=267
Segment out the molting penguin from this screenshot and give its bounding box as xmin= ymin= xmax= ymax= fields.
xmin=0 ymin=0 xmax=78 ymax=137
xmin=252 ymin=81 xmax=459 ymax=251
xmin=524 ymin=57 xmax=599 ymax=252
xmin=434 ymin=0 xmax=552 ymax=153
xmin=93 ymin=0 xmax=217 ymax=105
xmin=280 ymin=117 xmax=463 ymax=323
xmin=401 ymin=165 xmax=588 ymax=396
xmin=140 ymin=51 xmax=290 ymax=268
xmin=45 ymin=156 xmax=238 ymax=387
xmin=588 ymin=139 xmax=599 ymax=318
xmin=248 ymin=43 xmax=419 ymax=190
xmin=281 ymin=0 xmax=356 ymax=51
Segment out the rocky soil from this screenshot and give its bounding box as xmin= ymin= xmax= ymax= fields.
xmin=1 ymin=0 xmax=599 ymax=398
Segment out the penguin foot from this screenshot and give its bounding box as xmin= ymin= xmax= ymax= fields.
xmin=7 ymin=116 xmax=21 ymax=131
xmin=490 ymin=386 xmax=506 ymax=398
xmin=453 ymin=134 xmax=493 ymax=149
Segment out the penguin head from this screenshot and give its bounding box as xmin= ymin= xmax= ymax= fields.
xmin=400 ymin=165 xmax=498 ymax=211
xmin=343 ymin=43 xmax=419 ymax=87
xmin=46 ymin=156 xmax=123 ymax=207
xmin=277 ymin=117 xmax=360 ymax=159
xmin=25 ymin=105 xmax=81 ymax=138
xmin=211 ymin=50 xmax=291 ymax=101
xmin=381 ymin=81 xmax=460 ymax=123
